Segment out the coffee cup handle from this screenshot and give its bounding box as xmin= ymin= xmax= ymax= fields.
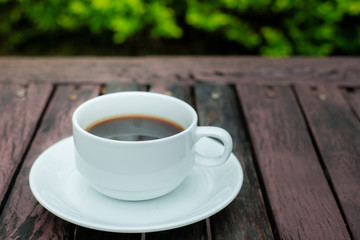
xmin=194 ymin=126 xmax=233 ymax=167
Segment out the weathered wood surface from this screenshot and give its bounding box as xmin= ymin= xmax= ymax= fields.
xmin=195 ymin=83 xmax=273 ymax=239
xmin=0 ymin=85 xmax=100 ymax=239
xmin=0 ymin=57 xmax=359 ymax=240
xmin=0 ymin=57 xmax=360 ymax=86
xmin=0 ymin=83 xmax=52 ymax=208
xmin=237 ymin=85 xmax=350 ymax=239
xmin=295 ymin=85 xmax=360 ymax=239
xmin=74 ymin=226 xmax=142 ymax=240
xmin=343 ymin=87 xmax=360 ymax=120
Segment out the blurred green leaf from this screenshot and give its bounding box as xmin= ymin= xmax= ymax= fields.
xmin=0 ymin=0 xmax=359 ymax=55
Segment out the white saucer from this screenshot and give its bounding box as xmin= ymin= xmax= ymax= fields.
xmin=29 ymin=136 xmax=243 ymax=233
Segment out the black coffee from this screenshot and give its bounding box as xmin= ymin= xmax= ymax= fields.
xmin=86 ymin=115 xmax=184 ymax=141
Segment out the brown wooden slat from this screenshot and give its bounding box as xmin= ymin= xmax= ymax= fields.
xmin=103 ymin=81 xmax=143 ymax=94
xmin=149 ymin=81 xmax=192 ymax=103
xmin=342 ymin=87 xmax=360 ymax=120
xmin=0 ymin=85 xmax=100 ymax=239
xmin=146 ymin=81 xmax=207 ymax=240
xmin=74 ymin=227 xmax=142 ymax=240
xmin=0 ymin=83 xmax=52 ymax=207
xmin=146 ymin=225 xmax=207 ymax=240
xmin=237 ymin=85 xmax=350 ymax=239
xmin=195 ymin=83 xmax=273 ymax=240
xmin=1 ymin=57 xmax=360 ymax=86
xmin=295 ymin=85 xmax=360 ymax=239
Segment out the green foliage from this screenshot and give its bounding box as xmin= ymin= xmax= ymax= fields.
xmin=0 ymin=0 xmax=359 ymax=56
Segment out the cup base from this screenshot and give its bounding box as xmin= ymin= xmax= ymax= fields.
xmin=91 ymin=182 xmax=182 ymax=201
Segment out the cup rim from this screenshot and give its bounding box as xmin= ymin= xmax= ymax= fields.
xmin=72 ymin=91 xmax=198 ymax=144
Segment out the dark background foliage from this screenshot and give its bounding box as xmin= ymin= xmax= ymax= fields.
xmin=1 ymin=0 xmax=360 ymax=56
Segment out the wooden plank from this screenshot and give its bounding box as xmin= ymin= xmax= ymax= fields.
xmin=102 ymin=81 xmax=143 ymax=94
xmin=237 ymin=85 xmax=350 ymax=239
xmin=0 ymin=84 xmax=100 ymax=239
xmin=295 ymin=85 xmax=360 ymax=239
xmin=74 ymin=227 xmax=141 ymax=240
xmin=0 ymin=83 xmax=52 ymax=208
xmin=149 ymin=81 xmax=192 ymax=104
xmin=195 ymin=83 xmax=274 ymax=240
xmin=73 ymin=82 xmax=142 ymax=240
xmin=1 ymin=57 xmax=360 ymax=86
xmin=146 ymin=81 xmax=207 ymax=240
xmin=342 ymin=87 xmax=360 ymax=120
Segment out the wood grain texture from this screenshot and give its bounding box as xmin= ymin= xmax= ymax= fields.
xmin=0 ymin=57 xmax=360 ymax=86
xmin=0 ymin=83 xmax=52 ymax=208
xmin=295 ymin=85 xmax=360 ymax=239
xmin=237 ymin=85 xmax=350 ymax=239
xmin=0 ymin=85 xmax=100 ymax=239
xmin=342 ymin=87 xmax=360 ymax=121
xmin=102 ymin=81 xmax=144 ymax=94
xmin=74 ymin=226 xmax=141 ymax=240
xmin=149 ymin=80 xmax=192 ymax=104
xmin=146 ymin=80 xmax=208 ymax=240
xmin=195 ymin=83 xmax=274 ymax=240
xmin=73 ymin=82 xmax=142 ymax=240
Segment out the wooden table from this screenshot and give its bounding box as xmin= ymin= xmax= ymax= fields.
xmin=0 ymin=57 xmax=359 ymax=239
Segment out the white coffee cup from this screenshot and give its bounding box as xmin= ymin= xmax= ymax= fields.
xmin=72 ymin=91 xmax=233 ymax=201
